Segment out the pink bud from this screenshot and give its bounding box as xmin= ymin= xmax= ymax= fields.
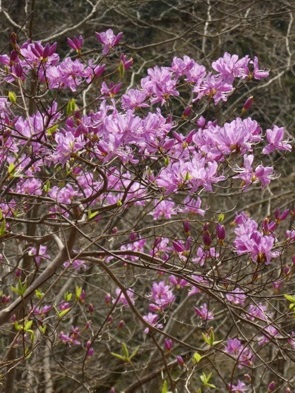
xmin=14 ymin=268 xmax=22 ymax=278
xmin=196 ymin=116 xmax=206 ymax=128
xmin=86 ymin=347 xmax=94 ymax=357
xmin=268 ymin=381 xmax=276 ymax=392
xmin=118 ymin=320 xmax=125 ymax=329
xmin=85 ymin=321 xmax=91 ymax=329
xmin=105 ymin=293 xmax=112 ymax=304
xmin=107 ymin=316 xmax=113 ymax=324
xmin=164 ymin=338 xmax=173 ymax=351
xmin=120 ymin=54 xmax=133 ymax=70
xmin=275 ymin=208 xmax=290 ymax=222
xmin=182 ymin=106 xmax=192 ymax=118
xmin=244 ymin=374 xmax=252 ymax=383
xmin=129 ymin=232 xmax=137 ymax=241
xmin=183 ymin=220 xmax=191 ymax=235
xmin=216 ymin=224 xmax=225 ymax=241
xmin=203 ymin=231 xmax=212 ymax=247
xmin=176 ymin=355 xmax=184 ymax=366
xmin=272 ymin=280 xmax=283 ymax=293
xmin=283 ymin=265 xmax=291 ymax=276
xmin=88 ymin=303 xmax=95 ymax=313
xmin=242 ymin=96 xmax=254 ymax=111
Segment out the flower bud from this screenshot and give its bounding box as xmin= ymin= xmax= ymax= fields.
xmin=118 ymin=319 xmax=125 ymax=329
xmin=176 ymin=355 xmax=184 ymax=366
xmin=268 ymin=381 xmax=276 ymax=392
xmin=242 ymin=96 xmax=254 ymax=112
xmin=216 ymin=224 xmax=225 ymax=241
xmin=164 ymin=338 xmax=173 ymax=351
xmin=203 ymin=230 xmax=212 ymax=247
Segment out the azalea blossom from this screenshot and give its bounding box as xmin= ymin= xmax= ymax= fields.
xmin=95 ymin=29 xmax=123 ymax=55
xmin=262 ymin=125 xmax=292 ymax=154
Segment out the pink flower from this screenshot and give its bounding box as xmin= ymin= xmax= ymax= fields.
xmin=67 ymin=35 xmax=84 ymax=53
xmin=95 ymin=29 xmax=123 ymax=55
xmin=141 ymin=65 xmax=179 ymax=105
xmin=149 ymin=281 xmax=175 ymax=312
xmin=226 ymin=288 xmax=246 ymax=306
xmin=257 ymin=325 xmax=279 ymax=346
xmin=121 ymin=89 xmax=149 ymax=110
xmin=212 ymin=53 xmax=250 ymax=83
xmin=225 ymin=338 xmax=255 ymax=368
xmin=262 ymin=125 xmax=292 ymax=154
xmin=152 ymin=199 xmax=176 ymax=220
xmin=143 ymin=313 xmax=163 ymax=334
xmin=194 ymin=303 xmax=214 ymax=320
xmin=250 ymin=56 xmax=269 ymax=80
xmin=228 ymin=380 xmax=248 ymax=393
xmin=63 ymin=259 xmax=86 ymax=271
xmin=246 ymin=303 xmax=271 ymax=321
xmin=113 ymin=288 xmax=135 ymax=307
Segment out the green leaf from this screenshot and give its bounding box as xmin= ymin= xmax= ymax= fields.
xmin=193 ymin=352 xmax=203 ymax=363
xmin=161 ymin=380 xmax=168 ymax=393
xmin=0 ymin=219 xmax=6 ymax=236
xmin=75 ymin=286 xmax=82 ymax=300
xmin=43 ymin=180 xmax=51 ymax=192
xmin=118 ymin=60 xmax=125 ymax=79
xmin=87 ymin=209 xmax=99 ymax=220
xmin=64 ymin=291 xmax=72 ymax=301
xmin=218 ymin=213 xmax=225 ymax=222
xmin=284 ymin=294 xmax=295 ymax=303
xmin=130 ymin=346 xmax=139 ymax=360
xmin=66 ymin=98 xmax=77 ymax=115
xmin=39 ymin=325 xmax=47 ymax=334
xmin=200 ymin=372 xmax=216 ymax=389
xmin=46 ymin=124 xmax=58 ymax=136
xmin=14 ymin=321 xmax=21 ymax=331
xmin=35 ymin=289 xmax=44 ymax=299
xmin=57 ymin=308 xmax=71 ymax=319
xmin=121 ymin=342 xmax=129 ymax=359
xmin=202 ymin=332 xmax=211 ymax=346
xmin=8 ymin=91 xmax=17 ymax=104
xmin=8 ymin=162 xmax=15 ymax=176
xmin=10 ymin=280 xmax=27 ymax=296
xmin=24 ymin=320 xmax=33 ymax=331
xmin=110 ymin=352 xmax=128 ymax=362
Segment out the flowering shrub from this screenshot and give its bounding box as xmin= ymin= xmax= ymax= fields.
xmin=0 ymin=30 xmax=294 ymax=393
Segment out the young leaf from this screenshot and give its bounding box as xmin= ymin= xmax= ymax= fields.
xmin=8 ymin=162 xmax=15 ymax=177
xmin=284 ymin=294 xmax=295 ymax=303
xmin=75 ymin=286 xmax=82 ymax=300
xmin=121 ymin=342 xmax=129 ymax=359
xmin=161 ymin=380 xmax=168 ymax=393
xmin=64 ymin=291 xmax=72 ymax=301
xmin=111 ymin=352 xmax=128 ymax=362
xmin=130 ymin=346 xmax=139 ymax=360
xmin=66 ymin=98 xmax=77 ymax=115
xmin=8 ymin=91 xmax=17 ymax=104
xmin=57 ymin=308 xmax=71 ymax=319
xmin=24 ymin=320 xmax=33 ymax=331
xmin=35 ymin=289 xmax=44 ymax=299
xmin=193 ymin=352 xmax=203 ymax=363
xmin=87 ymin=209 xmax=99 ymax=220
xmin=0 ymin=219 xmax=6 ymax=236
